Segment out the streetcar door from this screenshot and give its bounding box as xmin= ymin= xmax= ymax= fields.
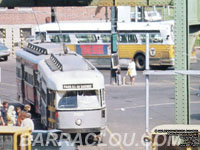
xmin=40 ymin=78 xmax=48 ymax=128
xmin=21 ymin=63 xmax=25 ymax=102
xmin=47 ymin=89 xmax=56 ymax=129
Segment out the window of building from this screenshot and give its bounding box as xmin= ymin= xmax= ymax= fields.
xmin=76 ymin=34 xmax=97 ymax=43
xmin=0 ymin=29 xmax=6 ymax=38
xmin=20 ymin=28 xmax=32 ymax=39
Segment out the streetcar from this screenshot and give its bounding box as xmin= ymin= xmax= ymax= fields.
xmin=16 ymin=42 xmax=106 ymax=140
xmin=33 ymin=22 xmax=175 ymax=70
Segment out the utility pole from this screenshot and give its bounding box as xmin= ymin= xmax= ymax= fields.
xmin=110 ymin=0 xmax=119 ymax=84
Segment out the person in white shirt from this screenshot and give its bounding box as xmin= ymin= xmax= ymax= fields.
xmin=127 ymin=58 xmax=137 ymax=85
xmin=21 ymin=113 xmax=34 ymax=130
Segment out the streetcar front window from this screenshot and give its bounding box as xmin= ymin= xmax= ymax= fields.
xmin=58 ymin=91 xmax=78 ymax=108
xmin=58 ymin=90 xmax=101 ymax=109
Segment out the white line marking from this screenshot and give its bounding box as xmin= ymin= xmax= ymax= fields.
xmin=0 ymin=82 xmax=16 ymax=87
xmin=114 ymin=101 xmax=200 ymax=111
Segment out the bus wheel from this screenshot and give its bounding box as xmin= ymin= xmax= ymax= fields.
xmin=134 ymin=54 xmax=145 ymax=70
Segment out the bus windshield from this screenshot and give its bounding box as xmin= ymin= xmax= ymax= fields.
xmin=58 ymin=90 xmax=101 ymax=109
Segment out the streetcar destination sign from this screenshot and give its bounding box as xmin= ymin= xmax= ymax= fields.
xmin=63 ymin=84 xmax=93 ymax=89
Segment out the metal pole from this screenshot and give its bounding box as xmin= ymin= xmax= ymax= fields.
xmin=135 ymin=6 xmax=138 ymax=22
xmin=145 ymin=33 xmax=150 ymax=150
xmin=110 ymin=6 xmax=118 ymax=84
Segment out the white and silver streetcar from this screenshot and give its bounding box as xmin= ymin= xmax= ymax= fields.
xmin=16 ymin=42 xmax=106 ymax=138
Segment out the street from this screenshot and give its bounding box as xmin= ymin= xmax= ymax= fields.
xmin=0 ymin=49 xmax=200 ymax=150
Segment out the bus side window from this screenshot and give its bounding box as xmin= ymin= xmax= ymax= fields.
xmin=101 ymin=34 xmax=111 ymax=43
xmin=76 ymin=34 xmax=97 ymax=43
xmin=150 ymin=33 xmax=163 ymax=43
xmin=118 ymin=34 xmax=128 ymax=43
xmin=140 ymin=34 xmax=146 ymax=43
xmin=128 ymin=34 xmax=138 ymax=43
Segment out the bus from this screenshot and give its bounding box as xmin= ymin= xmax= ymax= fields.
xmin=34 ymin=22 xmax=175 ymax=70
xmin=16 ymin=42 xmax=106 ymax=141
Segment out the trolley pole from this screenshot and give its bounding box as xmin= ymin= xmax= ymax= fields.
xmin=145 ymin=33 xmax=150 ymax=150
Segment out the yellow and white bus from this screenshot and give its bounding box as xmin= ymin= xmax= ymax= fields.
xmin=34 ymin=22 xmax=175 ymax=70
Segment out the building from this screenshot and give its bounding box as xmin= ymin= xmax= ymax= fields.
xmin=0 ymin=7 xmax=111 ymax=49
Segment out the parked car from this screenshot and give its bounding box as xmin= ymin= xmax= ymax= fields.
xmin=0 ymin=42 xmax=10 ymax=61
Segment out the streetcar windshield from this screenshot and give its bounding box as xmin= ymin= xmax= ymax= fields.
xmin=58 ymin=90 xmax=101 ymax=109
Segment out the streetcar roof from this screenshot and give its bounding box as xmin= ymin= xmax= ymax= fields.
xmin=151 ymin=124 xmax=200 ymax=134
xmin=25 ymin=42 xmax=64 ymax=55
xmin=38 ymin=54 xmax=104 ymax=90
xmin=46 ymin=53 xmax=94 ymax=71
xmin=16 ymin=49 xmax=46 ymax=64
xmin=35 ymin=22 xmax=172 ymax=32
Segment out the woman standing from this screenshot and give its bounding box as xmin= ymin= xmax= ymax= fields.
xmin=127 ymin=58 xmax=137 ymax=85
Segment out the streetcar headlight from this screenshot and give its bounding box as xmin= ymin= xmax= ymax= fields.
xmin=75 ymin=119 xmax=82 ymax=126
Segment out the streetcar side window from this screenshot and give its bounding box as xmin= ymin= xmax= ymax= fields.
xmin=76 ymin=34 xmax=97 ymax=43
xmin=16 ymin=67 xmax=22 ymax=78
xmin=24 ymin=72 xmax=33 ymax=85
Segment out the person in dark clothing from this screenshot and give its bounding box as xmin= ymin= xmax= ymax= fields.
xmin=1 ymin=101 xmax=8 ymax=126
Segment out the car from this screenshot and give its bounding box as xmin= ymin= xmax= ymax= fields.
xmin=0 ymin=42 xmax=10 ymax=61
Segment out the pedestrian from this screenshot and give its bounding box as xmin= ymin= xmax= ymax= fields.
xmin=115 ymin=65 xmax=122 ymax=85
xmin=127 ymin=58 xmax=137 ymax=85
xmin=1 ymin=101 xmax=9 ymax=126
xmin=7 ymin=105 xmax=16 ymax=126
xmin=0 ymin=102 xmax=3 ymax=125
xmin=21 ymin=112 xmax=34 ymax=130
xmin=24 ymin=104 xmax=31 ymax=112
xmin=16 ymin=107 xmax=23 ymax=126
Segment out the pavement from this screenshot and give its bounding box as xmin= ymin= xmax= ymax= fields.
xmin=0 ymin=49 xmax=200 ymax=150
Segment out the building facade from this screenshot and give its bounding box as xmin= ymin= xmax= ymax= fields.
xmin=0 ymin=7 xmax=111 ymax=49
